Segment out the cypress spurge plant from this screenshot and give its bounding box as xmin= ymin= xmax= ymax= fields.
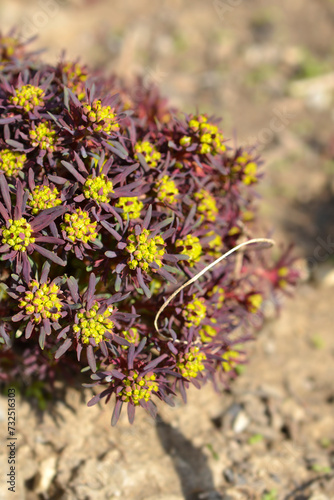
xmin=0 ymin=32 xmax=300 ymax=424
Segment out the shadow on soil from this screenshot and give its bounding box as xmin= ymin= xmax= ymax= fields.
xmin=156 ymin=415 xmax=223 ymax=500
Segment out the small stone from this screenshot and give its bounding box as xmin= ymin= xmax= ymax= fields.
xmin=233 ymin=411 xmax=250 ymax=434
xmin=223 ymin=468 xmax=235 ymax=484
xmin=34 ymin=456 xmax=57 ymax=494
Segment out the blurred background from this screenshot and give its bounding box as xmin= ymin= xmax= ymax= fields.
xmin=0 ymin=1 xmax=334 ymax=499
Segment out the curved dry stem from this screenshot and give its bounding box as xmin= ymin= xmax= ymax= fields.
xmin=154 ymin=237 xmax=275 ymax=334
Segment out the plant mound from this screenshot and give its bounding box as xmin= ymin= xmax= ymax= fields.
xmin=0 ymin=34 xmax=299 ymax=424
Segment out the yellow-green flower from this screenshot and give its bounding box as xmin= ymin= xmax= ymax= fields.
xmin=197 ymin=115 xmax=225 ymax=155
xmin=122 ymin=327 xmax=140 ymax=349
xmin=277 ymin=267 xmax=289 ymax=288
xmin=183 ymin=295 xmax=207 ymax=327
xmin=194 ymin=189 xmax=218 ymax=222
xmin=207 ymin=285 xmax=225 ymax=310
xmin=63 ymin=62 xmax=87 ymax=100
xmin=19 ymin=280 xmax=62 ymax=324
xmin=246 ymin=293 xmax=263 ymax=313
xmin=83 ymin=99 xmax=119 ymax=134
xmin=177 ymin=346 xmax=206 ymax=379
xmin=199 ymin=323 xmax=217 ymax=343
xmin=2 ymin=218 xmax=35 ymax=251
xmin=29 ymin=122 xmax=56 ymax=151
xmin=155 ymin=176 xmax=179 ymax=204
xmin=179 ymin=136 xmax=191 ymax=147
xmin=10 ymin=84 xmax=44 ymax=112
xmin=236 ymin=152 xmax=258 ymax=185
xmin=83 ymin=175 xmax=114 ymax=204
xmin=206 ymin=230 xmax=223 ymax=256
xmin=119 ymin=371 xmax=158 ymax=405
xmin=176 ymin=234 xmax=202 ymax=267
xmin=134 ymin=141 xmax=161 ymax=168
xmin=181 ymin=115 xmax=226 ymax=155
xmin=227 ymin=226 xmax=240 ymax=236
xmin=115 ymin=197 xmax=143 ymax=220
xmin=28 ymin=185 xmax=62 ymax=214
xmin=222 ymin=350 xmax=239 ymax=372
xmin=61 ymin=209 xmax=98 ymax=244
xmin=0 ymin=150 xmax=26 ymax=177
xmin=126 ymin=229 xmax=165 ymax=272
xmin=73 ymin=302 xmax=114 ymax=345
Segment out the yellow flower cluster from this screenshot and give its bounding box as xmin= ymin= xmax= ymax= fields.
xmin=134 ymin=141 xmax=161 ymax=168
xmin=246 ymin=293 xmax=263 ymax=313
xmin=115 ymin=196 xmax=143 ymax=220
xmin=236 ymin=152 xmax=258 ymax=185
xmin=175 ymin=234 xmax=202 ymax=267
xmin=83 ymin=175 xmax=114 ymax=204
xmin=2 ymin=218 xmax=35 ymax=251
xmin=0 ymin=37 xmax=19 ymax=63
xmin=206 ymin=230 xmax=223 ymax=256
xmin=19 ymin=280 xmax=62 ymax=324
xmin=61 ymin=209 xmax=98 ymax=244
xmin=207 ymin=285 xmax=225 ymax=310
xmin=126 ymin=229 xmax=165 ymax=272
xmin=73 ymin=302 xmax=114 ymax=345
xmin=29 ymin=122 xmax=56 ymax=151
xmin=199 ymin=322 xmax=217 ymax=343
xmin=183 ymin=295 xmax=207 ymax=327
xmin=10 ymin=84 xmax=44 ymax=112
xmin=119 ymin=371 xmax=158 ymax=405
xmin=155 ymin=175 xmax=179 ymax=204
xmin=28 ymin=185 xmax=62 ymax=214
xmin=83 ymin=99 xmax=119 ymax=134
xmin=122 ymin=327 xmax=140 ymax=348
xmin=63 ymin=62 xmax=87 ymax=100
xmin=180 ymin=114 xmax=226 ymax=155
xmin=222 ymin=350 xmax=239 ymax=372
xmin=194 ymin=189 xmax=218 ymax=222
xmin=0 ymin=150 xmax=26 ymax=177
xmin=277 ymin=267 xmax=289 ymax=288
xmin=177 ymin=347 xmax=207 ymax=379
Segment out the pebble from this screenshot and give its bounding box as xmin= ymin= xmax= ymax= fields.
xmin=34 ymin=456 xmax=57 ymax=494
xmin=233 ymin=411 xmax=250 ymax=434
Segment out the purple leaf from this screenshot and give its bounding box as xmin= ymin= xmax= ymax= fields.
xmin=25 ymin=322 xmax=34 ymax=339
xmin=110 ymin=369 xmax=126 ymax=380
xmin=100 ymin=220 xmax=122 ymax=240
xmin=5 ymin=139 xmax=24 ymax=150
xmin=67 ymin=276 xmax=79 ymax=302
xmin=87 ymin=344 xmax=97 ymax=373
xmin=0 ymin=202 xmax=9 ymax=221
xmin=111 ymin=400 xmax=123 ymax=426
xmin=156 ymin=267 xmax=177 ymax=284
xmin=144 ymin=354 xmax=168 ymax=373
xmin=142 ymin=204 xmax=152 ymax=229
xmin=31 ymin=206 xmax=67 ymax=232
xmin=127 ymin=403 xmax=136 ymax=424
xmin=55 ymin=338 xmax=73 ymax=359
xmin=35 ymin=236 xmax=64 ymax=245
xmin=33 ymin=244 xmax=66 ymax=266
xmin=39 ymin=328 xmax=46 ymax=350
xmin=87 ymin=388 xmax=111 ymax=407
xmin=0 ymin=117 xmax=16 ymax=125
xmin=61 ymin=161 xmax=86 ymax=184
xmin=86 ymin=273 xmax=96 ymax=307
xmin=12 ymin=311 xmax=25 ymax=322
xmin=0 ymin=175 xmax=11 ymax=214
xmin=136 ymin=268 xmax=151 ymax=298
xmin=0 ymin=324 xmax=11 ymax=346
